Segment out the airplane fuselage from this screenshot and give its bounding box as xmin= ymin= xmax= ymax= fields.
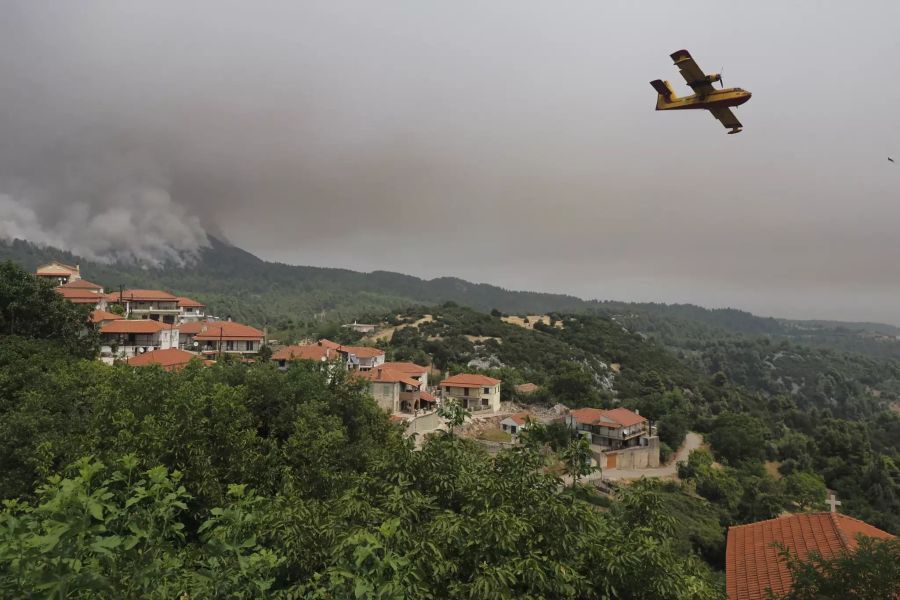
xmin=657 ymin=87 xmax=752 ymax=111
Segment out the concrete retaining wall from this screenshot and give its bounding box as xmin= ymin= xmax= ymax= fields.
xmin=405 ymin=411 xmax=442 ymax=435
xmin=601 ymin=436 xmax=660 ymax=470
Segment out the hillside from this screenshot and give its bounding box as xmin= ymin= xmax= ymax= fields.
xmin=5 ymin=237 xmax=900 ymax=361
xmin=376 ymin=304 xmax=900 ymax=534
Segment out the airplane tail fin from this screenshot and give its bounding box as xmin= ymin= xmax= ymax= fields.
xmin=650 ymin=79 xmax=677 ymax=109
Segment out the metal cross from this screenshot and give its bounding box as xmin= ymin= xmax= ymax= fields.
xmin=826 ymin=493 xmax=842 ymax=513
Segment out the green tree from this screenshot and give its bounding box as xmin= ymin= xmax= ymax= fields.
xmin=0 ymin=457 xmax=192 ymax=599
xmin=0 ymin=261 xmax=97 ymax=357
xmin=548 ymin=361 xmax=597 ymax=406
xmin=437 ymin=398 xmax=470 ymax=436
xmin=773 ymin=536 xmax=900 ymax=600
xmin=708 ymin=413 xmax=768 ymax=465
xmin=561 ymin=435 xmax=595 ymax=487
xmin=782 ymin=472 xmax=827 ymax=512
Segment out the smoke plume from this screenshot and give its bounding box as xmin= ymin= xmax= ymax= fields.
xmin=0 ymin=146 xmax=208 ymax=265
xmin=2 ymin=2 xmax=900 ymax=322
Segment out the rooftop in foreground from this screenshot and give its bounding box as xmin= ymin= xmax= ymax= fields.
xmin=725 ymin=512 xmax=894 ymax=600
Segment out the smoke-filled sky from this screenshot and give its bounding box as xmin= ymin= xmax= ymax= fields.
xmin=2 ymin=2 xmax=899 ymax=322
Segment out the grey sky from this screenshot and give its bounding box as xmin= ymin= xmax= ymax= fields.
xmin=1 ymin=2 xmax=899 ymax=322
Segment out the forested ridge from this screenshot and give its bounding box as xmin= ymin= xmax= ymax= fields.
xmin=6 ymin=238 xmax=900 ymax=363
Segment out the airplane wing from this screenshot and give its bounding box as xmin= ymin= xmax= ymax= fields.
xmin=709 ymin=107 xmax=742 ymax=131
xmin=670 ymin=49 xmax=716 ymax=94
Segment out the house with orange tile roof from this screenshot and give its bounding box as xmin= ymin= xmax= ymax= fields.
xmin=337 ymin=345 xmax=386 ymax=371
xmin=107 ymin=289 xmax=180 ymax=324
xmin=271 ymin=344 xmax=339 ymax=368
xmin=176 ymin=296 xmax=206 ymax=322
xmin=126 ymin=348 xmax=210 ymax=371
xmin=440 ymin=373 xmax=502 ymax=413
xmin=55 ymin=286 xmax=108 ymax=309
xmin=175 ymin=320 xmax=205 ymax=348
xmin=311 ymin=339 xmax=385 ymax=371
xmin=500 ymin=412 xmax=532 ymax=436
xmin=318 ymin=338 xmax=342 ymax=351
xmin=356 ymin=367 xmax=437 ymax=413
xmin=89 ymin=309 xmax=124 ymax=326
xmin=35 ymin=261 xmax=81 ymax=285
xmin=99 ymin=319 xmax=179 ymax=358
xmin=725 ymin=512 xmax=894 ymax=600
xmin=191 ymin=321 xmax=265 ymax=356
xmin=565 ymin=407 xmax=649 ymax=449
xmin=60 ymin=278 xmax=104 ymax=293
xmin=380 ymin=361 xmax=430 ymax=387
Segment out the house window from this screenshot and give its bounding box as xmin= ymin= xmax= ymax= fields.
xmin=483 ymin=387 xmax=490 ymax=394
xmin=481 ymin=398 xmax=489 ymax=407
xmin=247 ymin=341 xmax=255 ymax=351
xmin=226 ymin=340 xmax=235 ymax=351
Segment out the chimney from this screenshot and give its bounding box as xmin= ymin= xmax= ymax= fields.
xmin=634 ymin=409 xmax=640 ymax=416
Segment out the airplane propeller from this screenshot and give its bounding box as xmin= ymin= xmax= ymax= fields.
xmin=719 ymin=67 xmax=725 ymax=88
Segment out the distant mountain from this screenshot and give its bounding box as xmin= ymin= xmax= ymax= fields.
xmin=0 ymin=237 xmax=591 ymax=324
xmin=4 ymin=237 xmax=900 ymax=359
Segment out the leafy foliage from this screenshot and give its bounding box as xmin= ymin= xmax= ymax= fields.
xmin=0 ymin=261 xmax=97 ymax=357
xmin=772 ymin=536 xmax=900 ymax=600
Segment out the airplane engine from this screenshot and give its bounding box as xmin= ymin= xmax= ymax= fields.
xmin=707 ymin=73 xmax=721 ymax=85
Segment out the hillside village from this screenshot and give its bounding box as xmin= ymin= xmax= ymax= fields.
xmin=11 ymin=258 xmax=896 ymax=598
xmin=38 ymin=259 xmax=663 ymax=474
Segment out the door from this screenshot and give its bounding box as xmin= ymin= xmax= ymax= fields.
xmin=606 ymin=453 xmax=617 ymax=470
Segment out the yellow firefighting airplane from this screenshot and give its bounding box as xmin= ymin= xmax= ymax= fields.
xmin=650 ymin=50 xmax=752 ymax=134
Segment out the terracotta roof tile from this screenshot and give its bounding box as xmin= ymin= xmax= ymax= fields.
xmin=380 ymin=361 xmax=428 ymax=375
xmin=127 ymin=348 xmax=204 ymax=370
xmin=193 ymin=321 xmax=265 ymax=341
xmin=176 ymin=296 xmax=205 ymax=308
xmin=601 ymin=407 xmax=647 ymax=427
xmin=440 ymin=373 xmax=501 ymax=387
xmin=177 ymin=321 xmax=207 ymax=335
xmin=568 ymin=407 xmax=646 ymax=428
xmin=89 ymin=310 xmax=124 ymax=324
xmin=60 ymin=279 xmax=103 ymax=290
xmin=55 ymin=287 xmax=103 ymax=303
xmin=569 ymin=407 xmax=604 ymax=424
xmin=100 ymin=320 xmax=171 ymax=334
xmin=272 ymin=344 xmax=335 ymax=362
xmin=505 ymin=412 xmax=531 ymax=426
xmin=340 ymin=345 xmax=385 ymax=359
xmin=36 ymin=262 xmax=79 ymax=276
xmin=108 ymin=289 xmax=179 ymax=302
xmin=725 ymin=512 xmax=894 ymax=600
xmin=355 ymin=368 xmax=420 ymax=387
